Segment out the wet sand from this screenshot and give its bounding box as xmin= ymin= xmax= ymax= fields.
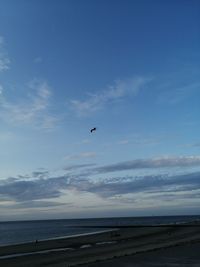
xmin=0 ymin=222 xmax=200 ymax=267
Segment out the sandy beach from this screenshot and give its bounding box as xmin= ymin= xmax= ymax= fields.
xmin=0 ymin=222 xmax=200 ymax=267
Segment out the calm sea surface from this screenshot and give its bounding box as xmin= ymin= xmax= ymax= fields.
xmin=0 ymin=215 xmax=200 ymax=246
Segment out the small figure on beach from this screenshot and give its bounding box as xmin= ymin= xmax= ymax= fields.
xmin=35 ymin=239 xmax=39 ymax=244
xmin=90 ymin=127 xmax=96 ymax=133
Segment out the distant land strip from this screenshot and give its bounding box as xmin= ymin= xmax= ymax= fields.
xmin=67 ymin=224 xmax=200 ymax=228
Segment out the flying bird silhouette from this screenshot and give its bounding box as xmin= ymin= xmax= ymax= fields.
xmin=90 ymin=127 xmax=96 ymax=133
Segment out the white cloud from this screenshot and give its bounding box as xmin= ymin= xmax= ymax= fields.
xmin=0 ymin=36 xmax=10 ymax=71
xmin=0 ymin=79 xmax=58 ymax=129
xmin=70 ymin=76 xmax=151 ymax=116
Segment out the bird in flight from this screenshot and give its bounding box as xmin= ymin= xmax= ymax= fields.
xmin=90 ymin=127 xmax=96 ymax=133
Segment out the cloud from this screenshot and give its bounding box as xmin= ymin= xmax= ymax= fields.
xmin=117 ymin=140 xmax=130 ymax=145
xmin=0 ymin=36 xmax=10 ymax=71
xmin=0 ymin=79 xmax=59 ymax=129
xmin=191 ymin=143 xmax=200 ymax=147
xmin=75 ymin=139 xmax=91 ymax=145
xmin=1 ymin=200 xmax=67 ymax=210
xmin=0 ymin=175 xmax=70 ymax=201
xmin=64 ymin=152 xmax=97 ymax=161
xmin=1 ymin=155 xmax=200 ymax=207
xmin=32 ymin=171 xmax=49 ymax=178
xmin=70 ymin=76 xmax=151 ymax=116
xmin=0 ymin=131 xmax=14 ymax=142
xmin=64 ymin=163 xmax=96 ymax=171
xmin=1 ymin=170 xmax=200 ymax=203
xmin=92 ymin=156 xmax=200 ymax=174
xmin=181 ymin=142 xmax=200 ymax=148
xmin=72 ymin=172 xmax=200 ymax=198
xmin=0 ymin=84 xmax=3 ymax=94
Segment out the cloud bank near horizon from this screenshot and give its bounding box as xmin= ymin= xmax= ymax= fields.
xmin=0 ymin=156 xmax=200 ymax=206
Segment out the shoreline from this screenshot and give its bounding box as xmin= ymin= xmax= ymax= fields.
xmin=0 ymin=222 xmax=200 ymax=266
xmin=2 ymin=219 xmax=199 ymax=248
xmin=0 ymin=228 xmax=115 ymax=248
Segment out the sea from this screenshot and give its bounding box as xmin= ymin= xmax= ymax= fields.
xmin=0 ymin=215 xmax=200 ymax=247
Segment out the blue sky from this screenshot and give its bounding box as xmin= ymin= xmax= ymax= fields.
xmin=0 ymin=0 xmax=200 ymax=220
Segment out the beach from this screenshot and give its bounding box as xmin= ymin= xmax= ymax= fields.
xmin=0 ymin=221 xmax=200 ymax=266
xmin=83 ymin=241 xmax=200 ymax=267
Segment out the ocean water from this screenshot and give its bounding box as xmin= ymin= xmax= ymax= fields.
xmin=0 ymin=215 xmax=200 ymax=246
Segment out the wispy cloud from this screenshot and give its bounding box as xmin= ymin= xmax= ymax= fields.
xmin=117 ymin=137 xmax=160 ymax=146
xmin=0 ymin=79 xmax=59 ymax=129
xmin=0 ymin=84 xmax=3 ymax=94
xmin=0 ymin=175 xmax=70 ymax=201
xmin=0 ymin=169 xmax=200 ymax=204
xmin=0 ymin=36 xmax=10 ymax=71
xmin=117 ymin=140 xmax=130 ymax=145
xmin=75 ymin=139 xmax=91 ymax=145
xmin=180 ymin=142 xmax=200 ymax=148
xmin=70 ymin=76 xmax=151 ymax=116
xmin=92 ymin=156 xmax=200 ymax=174
xmin=32 ymin=171 xmax=49 ymax=178
xmin=64 ymin=152 xmax=97 ymax=161
xmin=75 ymin=172 xmax=200 ymax=198
xmin=1 ymin=200 xmax=67 ymax=210
xmin=64 ymin=163 xmax=96 ymax=171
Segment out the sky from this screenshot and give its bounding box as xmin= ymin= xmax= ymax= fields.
xmin=0 ymin=0 xmax=200 ymax=221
